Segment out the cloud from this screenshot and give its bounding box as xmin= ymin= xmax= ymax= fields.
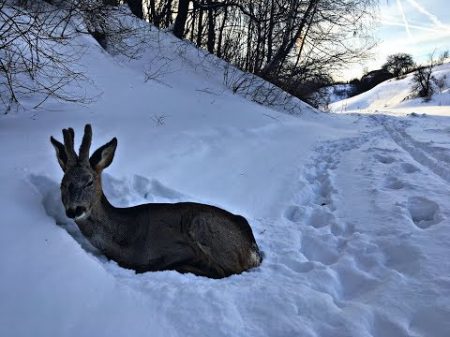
xmin=395 ymin=0 xmax=413 ymax=39
xmin=405 ymin=0 xmax=450 ymax=29
xmin=334 ymin=0 xmax=450 ymax=80
xmin=377 ymin=19 xmax=442 ymax=33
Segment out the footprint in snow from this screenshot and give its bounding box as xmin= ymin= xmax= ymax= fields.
xmin=306 ymin=208 xmax=336 ymax=229
xmin=285 ymin=205 xmax=341 ymax=233
xmin=373 ymin=153 xmax=396 ymax=164
xmin=400 ymin=162 xmax=419 ymax=174
xmin=407 ymin=196 xmax=442 ymax=229
xmin=284 ymin=205 xmax=305 ymax=223
xmin=301 ymin=233 xmax=340 ymax=265
xmin=383 ymin=176 xmax=405 ymax=190
xmin=382 ymin=239 xmax=423 ymax=276
xmin=330 ymin=222 xmax=356 ymax=238
xmin=334 ymin=259 xmax=380 ymax=300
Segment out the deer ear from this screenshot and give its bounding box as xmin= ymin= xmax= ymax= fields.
xmin=89 ymin=138 xmax=117 ymax=172
xmin=50 ymin=136 xmax=68 ymax=171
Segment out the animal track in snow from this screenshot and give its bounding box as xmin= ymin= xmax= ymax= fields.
xmin=304 ymin=136 xmax=367 ymax=210
xmin=383 ymin=176 xmax=405 ymax=190
xmin=334 ymin=259 xmax=379 ymax=300
xmin=382 ymin=239 xmax=423 ymax=276
xmin=306 ymin=208 xmax=336 ymax=229
xmin=401 ymin=162 xmax=419 ymax=174
xmin=288 ymin=136 xmax=369 ymax=266
xmin=330 ymin=222 xmax=355 ymax=237
xmin=374 ymin=154 xmax=396 ymax=164
xmin=284 ymin=205 xmax=305 ymax=223
xmin=301 ymin=234 xmax=340 ymax=265
xmin=407 ymin=196 xmax=441 ymax=229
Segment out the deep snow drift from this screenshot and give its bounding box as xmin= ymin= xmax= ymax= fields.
xmin=1 ymin=13 xmax=450 ymax=337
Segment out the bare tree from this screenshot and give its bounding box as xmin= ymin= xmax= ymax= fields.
xmin=78 ymin=0 xmax=148 ymax=58
xmin=382 ymin=53 xmax=415 ymax=78
xmin=411 ymin=53 xmax=438 ymax=101
xmin=173 ymin=0 xmax=190 ymax=38
xmin=0 ymin=0 xmax=148 ymax=113
xmin=0 ymin=0 xmax=90 ymax=113
xmin=162 ymin=0 xmax=377 ymax=103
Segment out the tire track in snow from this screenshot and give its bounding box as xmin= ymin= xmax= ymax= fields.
xmin=374 ymin=115 xmax=450 ymax=184
xmin=368 ymin=116 xmax=446 ymax=230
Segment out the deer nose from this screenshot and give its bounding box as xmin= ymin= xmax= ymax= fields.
xmin=66 ymin=206 xmax=86 ymax=219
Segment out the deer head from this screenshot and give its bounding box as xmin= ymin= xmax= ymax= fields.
xmin=50 ymin=124 xmax=117 ymax=220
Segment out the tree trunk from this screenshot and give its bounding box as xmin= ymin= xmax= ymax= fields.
xmin=217 ymin=6 xmax=228 ymax=58
xmin=294 ymin=3 xmax=318 ymax=68
xmin=173 ymin=0 xmax=190 ymax=39
xmin=206 ymin=0 xmax=215 ymax=53
xmin=102 ymin=0 xmax=120 ymax=5
xmin=196 ymin=4 xmax=204 ymax=47
xmin=165 ymin=0 xmax=173 ymax=27
xmin=261 ymin=0 xmax=318 ymax=76
xmin=190 ymin=7 xmax=197 ymax=41
xmin=125 ymin=0 xmax=143 ymax=19
xmin=148 ymin=0 xmax=160 ymax=26
xmin=266 ymin=0 xmax=275 ymax=63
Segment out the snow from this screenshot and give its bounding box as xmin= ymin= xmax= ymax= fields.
xmin=2 ymin=10 xmax=450 ymax=337
xmin=330 ymin=63 xmax=450 ymax=116
xmin=315 ymin=84 xmax=356 ymax=109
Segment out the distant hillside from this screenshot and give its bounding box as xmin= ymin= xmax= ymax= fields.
xmin=330 ymin=62 xmax=450 ymax=115
xmin=313 ymin=84 xmax=356 ymax=109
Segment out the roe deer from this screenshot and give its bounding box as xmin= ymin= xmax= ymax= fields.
xmin=50 ymin=125 xmax=262 ymax=278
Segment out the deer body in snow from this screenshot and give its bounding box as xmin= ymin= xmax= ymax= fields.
xmin=50 ymin=125 xmax=262 ymax=278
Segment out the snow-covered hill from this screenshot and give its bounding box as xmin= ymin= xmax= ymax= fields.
xmin=316 ymin=83 xmax=356 ymax=108
xmin=2 ymin=11 xmax=450 ymax=337
xmin=330 ymin=63 xmax=450 ymax=115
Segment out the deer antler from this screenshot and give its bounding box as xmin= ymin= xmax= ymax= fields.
xmin=62 ymin=128 xmax=78 ymax=165
xmin=79 ymin=124 xmax=92 ymax=163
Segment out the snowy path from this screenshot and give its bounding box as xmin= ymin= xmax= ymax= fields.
xmin=276 ymin=116 xmax=450 ymax=337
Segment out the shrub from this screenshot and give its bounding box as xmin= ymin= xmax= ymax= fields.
xmin=382 ymin=53 xmax=415 ymax=78
xmin=411 ymin=66 xmax=435 ymax=101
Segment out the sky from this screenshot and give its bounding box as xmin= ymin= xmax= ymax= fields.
xmin=341 ymin=0 xmax=450 ymax=80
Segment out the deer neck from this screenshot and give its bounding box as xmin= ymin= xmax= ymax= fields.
xmin=75 ymin=193 xmax=130 ymax=252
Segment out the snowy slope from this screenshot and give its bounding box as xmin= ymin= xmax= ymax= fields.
xmin=315 ymin=83 xmax=356 ymax=108
xmin=330 ymin=63 xmax=450 ymax=116
xmin=2 ymin=14 xmax=450 ymax=337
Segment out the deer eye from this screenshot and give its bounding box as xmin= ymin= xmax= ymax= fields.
xmin=86 ymin=180 xmax=94 ymax=187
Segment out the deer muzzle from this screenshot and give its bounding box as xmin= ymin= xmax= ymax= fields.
xmin=66 ymin=206 xmax=87 ymax=219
